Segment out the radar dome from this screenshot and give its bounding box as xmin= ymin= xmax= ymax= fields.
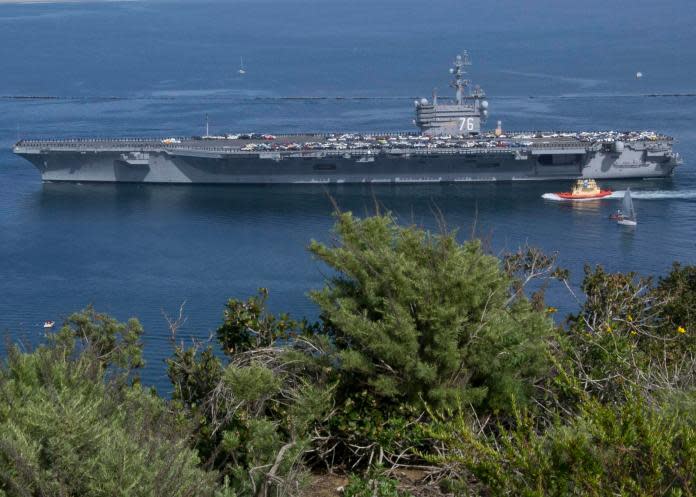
xmin=420 ymin=98 xmax=428 ymax=105
xmin=480 ymin=100 xmax=489 ymax=109
xmin=449 ymin=68 xmax=454 ymax=74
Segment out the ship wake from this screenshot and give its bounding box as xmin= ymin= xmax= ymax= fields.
xmin=542 ymin=190 xmax=696 ymax=202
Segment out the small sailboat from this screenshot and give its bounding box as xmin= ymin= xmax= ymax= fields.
xmin=616 ymin=188 xmax=637 ymax=226
xmin=238 ymin=57 xmax=246 ymax=75
xmin=43 ymin=320 xmax=55 ymax=329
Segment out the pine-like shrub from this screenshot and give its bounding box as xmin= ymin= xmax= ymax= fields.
xmin=309 ymin=212 xmax=555 ymax=414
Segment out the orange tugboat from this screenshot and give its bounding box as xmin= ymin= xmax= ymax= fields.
xmin=556 ymin=179 xmax=612 ymax=200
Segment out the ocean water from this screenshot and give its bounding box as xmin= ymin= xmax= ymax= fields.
xmin=1 ymin=0 xmax=695 ymax=389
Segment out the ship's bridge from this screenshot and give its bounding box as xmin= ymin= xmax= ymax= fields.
xmin=415 ymin=52 xmax=488 ymax=136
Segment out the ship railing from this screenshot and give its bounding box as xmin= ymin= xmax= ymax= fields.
xmin=14 ymin=135 xmax=671 ymax=153
xmin=14 ymin=129 xmax=673 ymax=148
xmin=12 ymin=143 xmax=583 ymax=155
xmin=16 ymin=142 xmax=587 ymax=152
xmin=528 ymin=142 xmax=593 ymax=150
xmin=13 ymin=142 xmax=520 ymax=155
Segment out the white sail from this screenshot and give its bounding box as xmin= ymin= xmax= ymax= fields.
xmin=621 ymin=188 xmax=636 ymax=221
xmin=238 ymin=57 xmax=246 ymax=74
xmin=617 ymin=188 xmax=637 ymax=225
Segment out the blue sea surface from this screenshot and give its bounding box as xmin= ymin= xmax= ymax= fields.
xmin=1 ymin=0 xmax=695 ymax=389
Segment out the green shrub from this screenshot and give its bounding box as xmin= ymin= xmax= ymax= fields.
xmin=343 ymin=471 xmax=413 ymax=497
xmin=56 ymin=305 xmax=145 ymax=381
xmin=168 ymin=294 xmax=333 ymax=497
xmin=217 ymin=288 xmax=300 ymax=355
xmin=656 ymin=262 xmax=696 ymax=346
xmin=564 ymin=265 xmax=696 ymax=401
xmin=309 ymin=212 xmax=555 ymax=414
xmin=423 ymin=393 xmax=696 ymax=496
xmin=0 ymin=309 xmax=231 ymax=497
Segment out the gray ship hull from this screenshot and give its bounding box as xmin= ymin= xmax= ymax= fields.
xmin=12 ymin=53 xmax=683 ymax=184
xmin=15 ymin=138 xmax=680 ymax=184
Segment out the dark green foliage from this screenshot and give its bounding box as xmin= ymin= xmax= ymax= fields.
xmin=343 ymin=470 xmax=414 ymax=497
xmin=657 ymin=262 xmax=696 ymax=339
xmin=167 ymin=292 xmax=332 ymax=497
xmin=217 ymin=288 xmax=300 ymax=355
xmin=420 ymin=262 xmax=696 ymax=496
xmin=567 ymin=265 xmax=654 ymax=335
xmin=564 ymin=264 xmax=696 ymax=401
xmin=167 ymin=343 xmax=225 ymax=466
xmin=424 ymin=393 xmax=696 ymax=496
xmin=56 ymin=305 xmax=145 ymax=382
xmin=0 ymin=308 xmax=231 ymax=497
xmin=169 ymin=343 xmax=224 ymax=409
xmin=3 ymin=217 xmax=696 ymax=497
xmin=309 ymin=212 xmax=555 ymax=413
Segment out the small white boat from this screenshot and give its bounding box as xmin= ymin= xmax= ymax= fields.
xmin=43 ymin=320 xmax=55 ymax=329
xmin=238 ymin=57 xmax=246 ymax=75
xmin=616 ymin=188 xmax=637 ymax=226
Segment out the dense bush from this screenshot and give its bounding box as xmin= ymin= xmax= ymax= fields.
xmin=657 ymin=262 xmax=696 ymax=341
xmin=168 ymin=290 xmax=331 ymax=497
xmin=424 ymin=393 xmax=696 ymax=496
xmin=343 ymin=470 xmax=414 ymax=497
xmin=309 ymin=212 xmax=555 ymax=414
xmin=420 ymin=261 xmax=696 ymax=496
xmin=0 ymin=309 xmax=231 ymax=497
xmin=564 ymin=264 xmax=696 ymax=401
xmin=2 ymin=214 xmax=695 ymax=497
xmin=217 ymin=288 xmax=301 ymax=355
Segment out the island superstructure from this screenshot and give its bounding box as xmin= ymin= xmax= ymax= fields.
xmin=13 ymin=52 xmax=682 ymax=184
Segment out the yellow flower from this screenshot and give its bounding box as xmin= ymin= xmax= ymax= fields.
xmin=627 ymin=315 xmax=633 ymax=322
xmin=546 ymin=306 xmax=558 ymax=314
xmin=677 ymin=326 xmax=687 ymax=334
xmin=630 ymin=331 xmax=637 ymax=336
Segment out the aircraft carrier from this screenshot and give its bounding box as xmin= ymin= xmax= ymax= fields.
xmin=13 ymin=52 xmax=682 ymax=184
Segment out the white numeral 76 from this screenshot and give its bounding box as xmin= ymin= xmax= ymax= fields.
xmin=459 ymin=118 xmax=475 ymax=131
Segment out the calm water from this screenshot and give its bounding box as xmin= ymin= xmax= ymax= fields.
xmin=1 ymin=0 xmax=695 ymax=389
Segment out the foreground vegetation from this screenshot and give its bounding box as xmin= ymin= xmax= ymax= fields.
xmin=1 ymin=212 xmax=695 ymax=496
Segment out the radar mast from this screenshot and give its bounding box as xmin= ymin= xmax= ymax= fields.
xmin=450 ymin=51 xmax=471 ymax=105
